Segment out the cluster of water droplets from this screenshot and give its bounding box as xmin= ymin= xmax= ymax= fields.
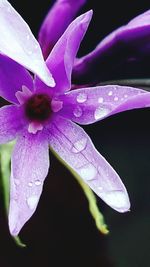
xmin=14 ymin=178 xmax=42 ymax=210
xmin=69 ymin=123 xmax=128 ymax=211
xmin=73 ymin=91 xmax=112 ymax=120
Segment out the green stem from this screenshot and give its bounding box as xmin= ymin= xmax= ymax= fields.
xmin=0 ymin=141 xmax=26 ymax=247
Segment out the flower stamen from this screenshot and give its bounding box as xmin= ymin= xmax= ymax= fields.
xmin=25 ymin=94 xmax=51 ymax=122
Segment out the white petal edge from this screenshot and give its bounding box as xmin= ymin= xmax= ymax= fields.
xmin=0 ymin=0 xmax=55 ymax=87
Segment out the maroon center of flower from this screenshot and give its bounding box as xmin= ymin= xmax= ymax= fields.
xmin=25 ymin=94 xmax=51 ymax=122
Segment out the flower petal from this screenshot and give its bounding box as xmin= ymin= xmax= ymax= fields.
xmin=48 ymin=116 xmax=130 ymax=212
xmin=0 ymin=54 xmax=33 ymax=104
xmin=38 ymin=0 xmax=86 ymax=59
xmin=0 ymin=0 xmax=55 ymax=87
xmin=0 ymin=104 xmax=24 ymax=144
xmin=9 ymin=131 xmax=49 ymax=236
xmin=54 ymin=85 xmax=150 ymax=124
xmin=35 ymin=10 xmax=92 ymax=94
xmin=72 ymin=9 xmax=150 ymax=84
xmin=0 ymin=105 xmax=23 ymax=144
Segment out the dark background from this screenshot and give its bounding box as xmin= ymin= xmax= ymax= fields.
xmin=1 ymin=1 xmax=150 ymax=267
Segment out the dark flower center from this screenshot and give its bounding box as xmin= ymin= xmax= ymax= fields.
xmin=25 ymin=94 xmax=51 ymax=122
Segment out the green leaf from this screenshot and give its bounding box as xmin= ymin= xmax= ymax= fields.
xmin=0 ymin=141 xmax=26 ymax=248
xmin=50 ymin=146 xmax=109 ymax=235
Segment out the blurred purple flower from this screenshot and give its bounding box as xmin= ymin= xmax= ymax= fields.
xmin=0 ymin=0 xmax=150 ymax=236
xmin=40 ymin=0 xmax=150 ymax=85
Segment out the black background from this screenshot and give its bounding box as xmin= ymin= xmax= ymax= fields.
xmin=1 ymin=1 xmax=150 ymax=267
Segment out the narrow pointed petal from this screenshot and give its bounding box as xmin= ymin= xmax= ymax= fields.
xmin=38 ymin=0 xmax=86 ymax=59
xmin=0 ymin=54 xmax=33 ymax=104
xmin=35 ymin=10 xmax=92 ymax=94
xmin=0 ymin=0 xmax=55 ymax=86
xmin=0 ymin=105 xmax=23 ymax=144
xmin=54 ymin=85 xmax=150 ymax=124
xmin=48 ymin=116 xmax=130 ymax=212
xmin=9 ymin=131 xmax=49 ymax=236
xmin=72 ymin=9 xmax=150 ymax=84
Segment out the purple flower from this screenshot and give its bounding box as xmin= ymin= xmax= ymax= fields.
xmin=38 ymin=0 xmax=86 ymax=59
xmin=39 ymin=0 xmax=150 ymax=85
xmin=1 ymin=0 xmax=150 ymax=236
xmin=73 ymin=9 xmax=150 ymax=84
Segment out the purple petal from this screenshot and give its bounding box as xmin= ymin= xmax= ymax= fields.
xmin=48 ymin=116 xmax=130 ymax=212
xmin=0 ymin=54 xmax=33 ymax=104
xmin=72 ymin=9 xmax=150 ymax=84
xmin=0 ymin=0 xmax=55 ymax=87
xmin=0 ymin=105 xmax=23 ymax=144
xmin=38 ymin=0 xmax=86 ymax=59
xmin=35 ymin=10 xmax=92 ymax=94
xmin=54 ymin=85 xmax=149 ymax=124
xmin=9 ymin=130 xmax=49 ymax=236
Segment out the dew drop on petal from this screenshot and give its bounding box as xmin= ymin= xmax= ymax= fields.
xmin=28 ymin=182 xmax=33 ymax=187
xmin=35 ymin=180 xmax=41 ymax=186
xmin=27 ymin=195 xmax=38 ymax=210
xmin=108 ymin=91 xmax=113 ymax=96
xmin=124 ymin=94 xmax=128 ymax=98
xmin=98 ymin=97 xmax=104 ymax=103
xmin=79 ymin=163 xmax=97 ymax=181
xmin=94 ymin=107 xmax=110 ymax=120
xmin=98 ymin=186 xmax=103 ymax=191
xmin=73 ymin=106 xmax=83 ymax=118
xmin=100 ymin=190 xmax=129 ymax=211
xmin=71 ymin=138 xmax=87 ymax=153
xmin=114 ymin=96 xmax=119 ymax=101
xmin=77 ymin=93 xmax=87 ymax=103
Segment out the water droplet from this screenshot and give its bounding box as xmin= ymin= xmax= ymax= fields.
xmin=79 ymin=164 xmax=97 ymax=181
xmin=108 ymin=91 xmax=113 ymax=96
xmin=98 ymin=97 xmax=104 ymax=103
xmin=124 ymin=94 xmax=128 ymax=98
xmin=14 ymin=179 xmax=20 ymax=186
xmin=98 ymin=186 xmax=103 ymax=191
xmin=72 ymin=138 xmax=87 ymax=153
xmin=35 ymin=180 xmax=41 ymax=186
xmin=94 ymin=107 xmax=109 ymax=120
xmin=27 ymin=195 xmax=38 ymax=210
xmin=28 ymin=182 xmax=33 ymax=187
xmin=114 ymin=96 xmax=119 ymax=101
xmin=77 ymin=93 xmax=87 ymax=103
xmin=73 ymin=106 xmax=82 ymax=118
xmin=100 ymin=190 xmax=129 ymax=211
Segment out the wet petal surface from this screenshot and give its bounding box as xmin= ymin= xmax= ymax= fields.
xmin=48 ymin=116 xmax=130 ymax=212
xmin=56 ymin=85 xmax=148 ymax=124
xmin=9 ymin=130 xmax=49 ymax=236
